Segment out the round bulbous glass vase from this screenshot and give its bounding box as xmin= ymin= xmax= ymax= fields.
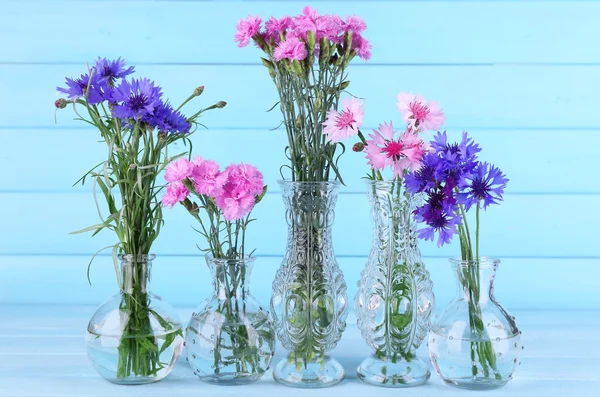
xmin=271 ymin=181 xmax=349 ymax=388
xmin=86 ymin=254 xmax=184 ymax=385
xmin=185 ymin=256 xmax=276 ymax=385
xmin=355 ymin=180 xmax=435 ymax=387
xmin=429 ymin=257 xmax=522 ymax=390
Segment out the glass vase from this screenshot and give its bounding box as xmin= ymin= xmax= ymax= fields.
xmin=185 ymin=256 xmax=276 ymax=385
xmin=86 ymin=254 xmax=183 ymax=385
xmin=429 ymin=258 xmax=522 ymax=390
xmin=271 ymin=181 xmax=348 ymax=388
xmin=355 ymin=180 xmax=435 ymax=387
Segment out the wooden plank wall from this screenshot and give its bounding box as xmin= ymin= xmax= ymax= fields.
xmin=0 ymin=0 xmax=598 ymax=309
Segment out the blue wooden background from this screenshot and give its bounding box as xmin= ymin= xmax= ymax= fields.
xmin=0 ymin=0 xmax=598 ymax=310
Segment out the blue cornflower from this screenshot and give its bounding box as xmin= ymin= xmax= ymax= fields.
xmin=404 ymin=152 xmax=440 ymax=194
xmin=144 ymin=102 xmax=191 ymax=134
xmin=56 ymin=73 xmax=107 ymax=104
xmin=415 ymin=208 xmax=462 ymax=247
xmin=94 ymin=57 xmax=135 ymax=85
xmin=111 ymin=78 xmax=162 ymax=120
xmin=457 ymin=162 xmax=508 ymax=211
xmin=432 ymin=131 xmax=481 ymax=162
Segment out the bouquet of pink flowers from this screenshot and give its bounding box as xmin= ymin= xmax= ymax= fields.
xmin=162 ymin=157 xmax=267 ymax=258
xmin=236 ymin=6 xmax=371 ymax=181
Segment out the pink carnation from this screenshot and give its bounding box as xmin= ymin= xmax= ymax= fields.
xmin=234 ymin=15 xmax=262 ymax=48
xmin=397 ymin=92 xmax=446 ymax=132
xmin=345 ymin=15 xmax=367 ymax=34
xmin=273 ymin=35 xmax=308 ymax=61
xmin=265 ymin=16 xmax=292 ymax=42
xmin=215 ymin=187 xmax=256 ymax=222
xmin=213 ymin=163 xmax=265 ymax=221
xmin=165 ymin=158 xmax=192 ymax=183
xmin=293 ymin=6 xmax=320 ymax=37
xmin=317 ymin=14 xmax=344 ymax=42
xmin=365 ymin=122 xmax=428 ymax=177
xmin=161 ymin=181 xmax=189 ymax=208
xmin=352 ymin=34 xmax=372 ymax=61
xmin=224 ymin=163 xmax=264 ymax=196
xmin=322 ymin=97 xmax=364 ymax=143
xmin=190 ymin=156 xmax=227 ymax=197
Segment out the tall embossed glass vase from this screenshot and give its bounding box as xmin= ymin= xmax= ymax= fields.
xmin=355 ymin=180 xmax=435 ymax=387
xmin=271 ymin=181 xmax=348 ymax=388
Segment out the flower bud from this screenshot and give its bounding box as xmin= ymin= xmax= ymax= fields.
xmin=353 ymin=142 xmax=365 ymax=152
xmin=193 ymin=86 xmax=204 ymax=97
xmin=54 ymin=98 xmax=68 ymax=109
xmin=129 ymin=163 xmax=136 ymax=170
xmin=216 ymin=101 xmax=227 ymax=108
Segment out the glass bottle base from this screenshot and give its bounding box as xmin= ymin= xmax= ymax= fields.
xmin=196 ymin=373 xmax=264 ymax=386
xmin=357 ymin=355 xmax=430 ymax=387
xmin=442 ymin=377 xmax=509 ymax=390
xmin=273 ymin=355 xmax=345 ymax=388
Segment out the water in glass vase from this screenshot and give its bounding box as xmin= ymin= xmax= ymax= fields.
xmin=87 ymin=328 xmax=183 ymax=384
xmin=428 ymin=258 xmax=522 ymax=390
xmin=185 ymin=256 xmax=276 ymax=385
xmin=85 ymin=254 xmax=183 ymax=385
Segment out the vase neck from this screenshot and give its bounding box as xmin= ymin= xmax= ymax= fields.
xmin=366 ymin=181 xmax=421 ymax=262
xmin=451 ymin=258 xmax=499 ymax=304
xmin=208 ymin=257 xmax=254 ymax=300
xmin=120 ymin=254 xmax=153 ymax=294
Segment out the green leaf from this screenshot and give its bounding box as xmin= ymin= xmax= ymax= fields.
xmin=69 ymin=223 xmax=108 ymax=235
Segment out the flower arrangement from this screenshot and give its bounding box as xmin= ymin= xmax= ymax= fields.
xmin=162 ymin=157 xmax=267 ymax=258
xmin=352 ymin=92 xmax=443 ymax=385
xmin=405 ymin=131 xmax=509 ymax=380
xmin=162 ymin=157 xmax=271 ymax=382
xmin=236 ymin=6 xmax=371 ymax=182
xmin=55 ymin=57 xmax=225 ymax=380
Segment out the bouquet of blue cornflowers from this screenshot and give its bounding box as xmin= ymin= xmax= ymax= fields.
xmin=56 ymin=58 xmax=225 ymax=379
xmin=405 ymin=131 xmax=509 ymax=378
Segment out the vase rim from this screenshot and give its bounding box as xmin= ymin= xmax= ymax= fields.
xmin=277 ymin=179 xmax=341 ymax=186
xmin=118 ymin=254 xmax=156 ymax=262
xmin=205 ymin=254 xmax=257 ymax=264
xmin=449 ymin=256 xmax=500 ymax=268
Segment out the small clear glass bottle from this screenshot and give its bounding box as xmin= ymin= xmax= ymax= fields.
xmin=429 ymin=258 xmax=522 ymax=390
xmin=86 ymin=254 xmax=183 ymax=385
xmin=185 ymin=256 xmax=276 ymax=385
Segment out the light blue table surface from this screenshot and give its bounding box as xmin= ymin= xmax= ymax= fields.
xmin=0 ymin=305 xmax=598 ymax=396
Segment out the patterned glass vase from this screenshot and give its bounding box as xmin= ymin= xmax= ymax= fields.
xmin=355 ymin=180 xmax=435 ymax=387
xmin=184 ymin=256 xmax=276 ymax=385
xmin=429 ymin=258 xmax=522 ymax=390
xmin=86 ymin=254 xmax=183 ymax=385
xmin=271 ymin=181 xmax=348 ymax=388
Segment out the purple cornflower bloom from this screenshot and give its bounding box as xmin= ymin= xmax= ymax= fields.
xmin=145 ymin=102 xmax=191 ymax=134
xmin=404 ymin=152 xmax=440 ymax=194
xmin=94 ymin=57 xmax=135 ymax=85
xmin=111 ymin=78 xmax=162 ymax=120
xmin=458 ymin=162 xmax=508 ymax=211
xmin=415 ymin=208 xmax=462 ymax=247
xmin=56 ymin=73 xmax=107 ymax=104
xmin=431 ymin=131 xmax=480 ymax=162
